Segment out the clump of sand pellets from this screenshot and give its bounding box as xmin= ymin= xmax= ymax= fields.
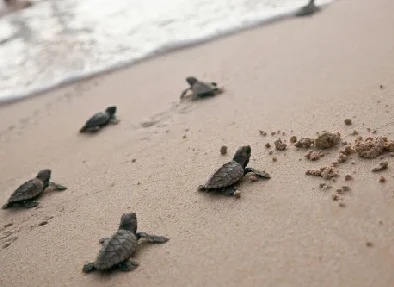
xmin=274 ymin=139 xmax=287 ymax=151
xmin=314 ymin=131 xmax=341 ymax=149
xmin=353 ymin=137 xmax=385 ymax=158
xmin=306 ymin=165 xmax=339 ymax=180
xmin=305 ymin=150 xmax=324 ymax=161
xmin=295 ymin=131 xmax=340 ymax=149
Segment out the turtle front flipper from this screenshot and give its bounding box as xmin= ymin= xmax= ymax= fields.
xmin=136 ymin=232 xmax=169 ymax=244
xmin=82 ymin=263 xmax=96 ymax=273
xmin=118 ymin=260 xmax=139 ymax=272
xmin=23 ymin=201 xmax=39 ymax=208
xmin=219 ymin=186 xmax=238 ymax=195
xmin=110 ymin=116 xmax=119 ymax=125
xmin=180 ymin=88 xmax=191 ymax=100
xmin=48 ymin=182 xmax=67 ymax=191
xmin=244 ymin=168 xmax=271 ymax=179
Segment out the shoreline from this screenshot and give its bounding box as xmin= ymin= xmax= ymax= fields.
xmin=1 ymin=0 xmax=394 ymax=286
xmin=0 ymin=0 xmax=336 ymax=105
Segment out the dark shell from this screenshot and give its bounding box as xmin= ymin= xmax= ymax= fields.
xmin=85 ymin=112 xmax=111 ymax=128
xmin=7 ymin=178 xmax=44 ymax=203
xmin=192 ymin=81 xmax=219 ymax=97
xmin=202 ymin=161 xmax=244 ymax=189
xmin=94 ymin=230 xmax=137 ymax=270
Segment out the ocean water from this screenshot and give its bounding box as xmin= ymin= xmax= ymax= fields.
xmin=0 ymin=0 xmax=334 ymax=103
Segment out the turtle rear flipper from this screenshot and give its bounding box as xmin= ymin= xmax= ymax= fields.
xmin=118 ymin=260 xmax=139 ymax=272
xmin=2 ymin=202 xmax=12 ymax=209
xmin=80 ymin=126 xmax=100 ymax=133
xmin=99 ymin=237 xmax=110 ymax=244
xmin=82 ymin=263 xmax=96 ymax=273
xmin=136 ymin=232 xmax=169 ymax=244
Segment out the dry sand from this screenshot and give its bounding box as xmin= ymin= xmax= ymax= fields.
xmin=1 ymin=0 xmax=394 ymax=286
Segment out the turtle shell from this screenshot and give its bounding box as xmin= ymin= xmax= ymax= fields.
xmin=94 ymin=230 xmax=137 ymax=270
xmin=85 ymin=112 xmax=111 ymax=128
xmin=192 ymin=81 xmax=219 ymax=97
xmin=202 ymin=161 xmax=245 ymax=189
xmin=7 ymin=178 xmax=44 ymax=203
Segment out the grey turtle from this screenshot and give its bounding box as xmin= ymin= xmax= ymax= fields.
xmin=80 ymin=106 xmax=118 ymax=133
xmin=2 ymin=169 xmax=55 ymax=209
xmin=295 ymin=0 xmax=321 ymax=17
xmin=83 ymin=213 xmax=169 ymax=274
xmin=180 ymin=76 xmax=223 ymax=101
xmin=198 ymin=145 xmax=270 ymax=196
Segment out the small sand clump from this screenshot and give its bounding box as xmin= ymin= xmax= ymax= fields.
xmin=321 ymin=165 xmax=339 ymax=180
xmin=344 ymin=119 xmax=352 ymax=125
xmin=271 ymin=132 xmax=276 ymax=136
xmin=305 ymin=150 xmax=324 ymax=161
xmin=353 ymin=137 xmax=385 ymax=159
xmin=379 ymin=176 xmax=386 ymax=183
xmin=259 ymin=130 xmax=267 ymax=136
xmin=351 ymin=130 xmax=359 ymax=136
xmin=345 ymin=174 xmax=353 ymax=181
xmin=306 ymin=165 xmax=339 ymax=180
xmin=371 ymin=161 xmax=388 ymax=172
xmin=320 ymin=183 xmax=332 ymax=190
xmin=338 ymin=202 xmax=346 ymax=208
xmin=234 ymin=190 xmax=241 ymax=198
xmin=249 ymin=175 xmax=258 ymax=182
xmin=272 ymin=157 xmax=277 ymax=162
xmin=341 ymin=145 xmax=353 ymax=155
xmin=265 ymin=143 xmax=271 ymax=149
xmin=295 ymin=138 xmax=314 ymax=148
xmin=220 ymin=145 xmax=228 ymax=155
xmin=338 ymin=152 xmax=347 ymax=163
xmin=274 ymin=139 xmax=287 ymax=151
xmin=290 ymin=136 xmax=297 ymax=144
xmin=314 ymin=131 xmax=341 ymax=149
xmin=306 ymin=169 xmax=322 ymax=177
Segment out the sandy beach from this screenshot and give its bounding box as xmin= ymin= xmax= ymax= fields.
xmin=1 ymin=0 xmax=394 ymax=286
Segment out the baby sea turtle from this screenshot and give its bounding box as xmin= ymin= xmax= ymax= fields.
xmin=83 ymin=213 xmax=169 ymax=274
xmin=198 ymin=145 xmax=270 ymax=196
xmin=180 ymin=76 xmax=223 ymax=101
xmin=2 ymin=169 xmax=63 ymax=209
xmin=80 ymin=106 xmax=119 ymax=133
xmin=295 ymin=0 xmax=321 ymax=17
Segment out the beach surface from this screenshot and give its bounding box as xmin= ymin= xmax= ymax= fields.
xmin=1 ymin=0 xmax=394 ymax=286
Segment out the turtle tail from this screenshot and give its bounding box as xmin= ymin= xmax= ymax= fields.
xmin=2 ymin=202 xmax=10 ymax=209
xmin=79 ymin=126 xmax=88 ymax=133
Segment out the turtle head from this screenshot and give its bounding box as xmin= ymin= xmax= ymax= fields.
xmin=186 ymin=76 xmax=198 ymax=86
xmin=119 ymin=213 xmax=137 ymax=233
xmin=36 ymin=169 xmax=51 ymax=182
xmin=233 ymin=145 xmax=251 ymax=168
xmin=105 ymin=106 xmax=117 ymax=116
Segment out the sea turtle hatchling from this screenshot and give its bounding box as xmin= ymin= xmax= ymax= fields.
xmin=180 ymin=76 xmax=223 ymax=101
xmin=80 ymin=106 xmax=119 ymax=133
xmin=83 ymin=213 xmax=169 ymax=274
xmin=2 ymin=169 xmax=66 ymax=209
xmin=198 ymin=145 xmax=270 ymax=196
xmin=295 ymin=0 xmax=321 ymax=17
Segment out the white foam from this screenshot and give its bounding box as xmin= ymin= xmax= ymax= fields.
xmin=0 ymin=0 xmax=335 ymax=103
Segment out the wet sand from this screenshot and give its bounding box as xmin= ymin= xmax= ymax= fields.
xmin=1 ymin=0 xmax=394 ymax=286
